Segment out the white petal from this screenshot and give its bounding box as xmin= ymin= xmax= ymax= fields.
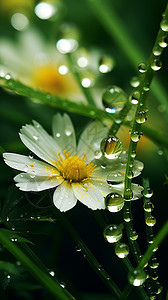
xmin=3 ymin=153 xmax=61 ymax=176
xmin=14 ymin=173 xmax=63 ymax=191
xmin=131 ymin=183 xmax=144 ymax=199
xmin=89 ymin=178 xmax=113 ymax=196
xmin=72 ymin=182 xmax=105 ymax=210
xmin=110 ymin=182 xmax=143 ymax=200
xmin=20 ymin=122 xmax=61 ymax=166
xmin=77 ymin=120 xmax=108 ymax=163
xmin=53 ymin=181 xmax=77 ymax=212
xmin=52 ymin=113 xmax=76 ymax=156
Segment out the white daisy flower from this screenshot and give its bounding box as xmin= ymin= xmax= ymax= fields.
xmin=3 ymin=114 xmax=143 ymax=212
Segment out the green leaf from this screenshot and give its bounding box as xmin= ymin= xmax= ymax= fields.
xmin=0 ymin=260 xmax=20 ymax=275
xmin=0 ymin=229 xmax=75 ymax=300
xmin=0 ymin=229 xmax=33 ymax=244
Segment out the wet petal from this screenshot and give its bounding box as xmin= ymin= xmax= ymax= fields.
xmin=111 ymin=182 xmax=143 ymax=200
xmin=3 ymin=153 xmax=60 ymax=176
xmin=52 ymin=113 xmax=76 ymax=156
xmin=77 ymin=120 xmax=108 ymax=163
xmin=89 ymin=178 xmax=113 ymax=196
xmin=53 ymin=181 xmax=77 ymax=212
xmin=14 ymin=173 xmax=63 ymax=191
xmin=72 ymin=182 xmax=105 ymax=210
xmin=20 ymin=122 xmax=61 ymax=166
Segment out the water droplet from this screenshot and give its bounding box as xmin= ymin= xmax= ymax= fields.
xmin=149 ymin=257 xmax=159 ymax=269
xmin=35 ymin=1 xmax=63 ymax=20
xmin=97 ymin=265 xmax=102 ymax=271
xmin=105 ymin=193 xmax=124 ymax=213
xmin=115 ymin=243 xmax=129 ymax=258
xmin=115 ymin=116 xmax=122 ymax=124
xmin=138 ymin=63 xmax=147 ymax=73
xmin=11 ymin=237 xmax=18 ymax=242
xmin=6 ymin=217 xmax=10 ymax=222
xmin=130 ymin=76 xmax=140 ymax=87
xmin=77 ymin=56 xmax=88 ymax=68
xmin=99 ymin=55 xmax=115 ymax=73
xmin=56 ymin=38 xmax=78 ymax=54
xmin=23 ymin=165 xmax=29 ymax=172
xmin=102 ymin=85 xmax=127 ymax=114
xmin=7 ymin=274 xmax=11 ymax=279
xmin=129 ymin=230 xmax=138 ymax=241
xmin=94 ymin=150 xmax=102 ymax=159
xmin=146 ymin=216 xmax=156 ymax=227
xmin=30 ymin=174 xmax=35 ymax=179
xmin=103 ymin=224 xmax=122 ymax=243
xmin=81 ymin=71 xmax=95 ymax=88
xmin=143 ymin=188 xmax=153 ymax=198
xmin=150 ymin=269 xmax=158 ymax=280
xmin=60 ymin=282 xmax=66 ymax=288
xmin=131 ymin=151 xmax=136 ymax=158
xmin=65 ymin=127 xmax=72 ymax=136
xmin=155 ymin=281 xmax=163 ymax=294
xmin=107 ymin=172 xmax=124 ymax=184
xmin=158 ymin=35 xmax=168 ymax=48
xmin=143 ymin=202 xmax=154 ymax=212
xmin=136 ymin=110 xmax=147 ymax=124
xmin=131 ymin=131 xmax=141 ymax=142
xmin=49 ymin=270 xmax=55 ymax=276
xmin=128 ymin=269 xmax=146 ymax=286
xmin=129 ymin=90 xmax=140 ymax=104
xmin=101 ymin=136 xmax=123 ymax=159
xmin=29 ymin=153 xmax=34 ymax=159
xmin=123 ymin=211 xmax=131 ymax=222
xmin=101 ymin=163 xmax=106 ymax=169
xmin=124 ymin=188 xmax=133 ymax=200
xmin=5 ymin=74 xmax=11 ymax=80
xmin=151 ymin=59 xmax=162 ymax=71
xmin=143 ymin=85 xmax=150 ymax=92
xmin=83 ymin=183 xmax=89 ymax=190
xmin=33 ymin=135 xmax=39 ymax=141
xmin=75 ymin=245 xmax=81 ymax=252
xmin=148 ymin=234 xmax=154 ymax=244
xmin=160 ymin=19 xmax=168 ymax=32
xmin=56 ymin=132 xmax=61 ymax=137
xmin=153 ymin=45 xmax=162 ymax=56
xmin=127 ymin=171 xmax=134 ymax=179
xmin=12 ymin=227 xmax=15 ymax=231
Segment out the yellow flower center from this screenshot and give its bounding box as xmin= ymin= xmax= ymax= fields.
xmin=31 ymin=64 xmax=80 ymax=96
xmin=55 ymin=150 xmax=98 ymax=182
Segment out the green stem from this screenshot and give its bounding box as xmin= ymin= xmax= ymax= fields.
xmin=0 ymin=78 xmax=168 ymax=149
xmin=137 ymin=220 xmax=168 ymax=270
xmin=85 ymin=0 xmax=168 ymax=117
xmin=142 ymin=178 xmax=163 ymax=299
xmin=52 ymin=208 xmax=122 ymax=299
xmin=66 ymin=53 xmax=96 ymax=106
xmin=124 ymin=2 xmax=168 ymax=203
xmin=92 ymin=211 xmax=148 ymax=300
xmin=119 ymin=283 xmax=132 ymax=300
xmin=0 ymin=229 xmax=75 ymax=300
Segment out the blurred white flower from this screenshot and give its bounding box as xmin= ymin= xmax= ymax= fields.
xmin=0 ymin=28 xmax=83 ymax=101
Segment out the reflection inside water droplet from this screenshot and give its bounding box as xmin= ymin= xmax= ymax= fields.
xmin=102 ymin=85 xmax=127 ymax=114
